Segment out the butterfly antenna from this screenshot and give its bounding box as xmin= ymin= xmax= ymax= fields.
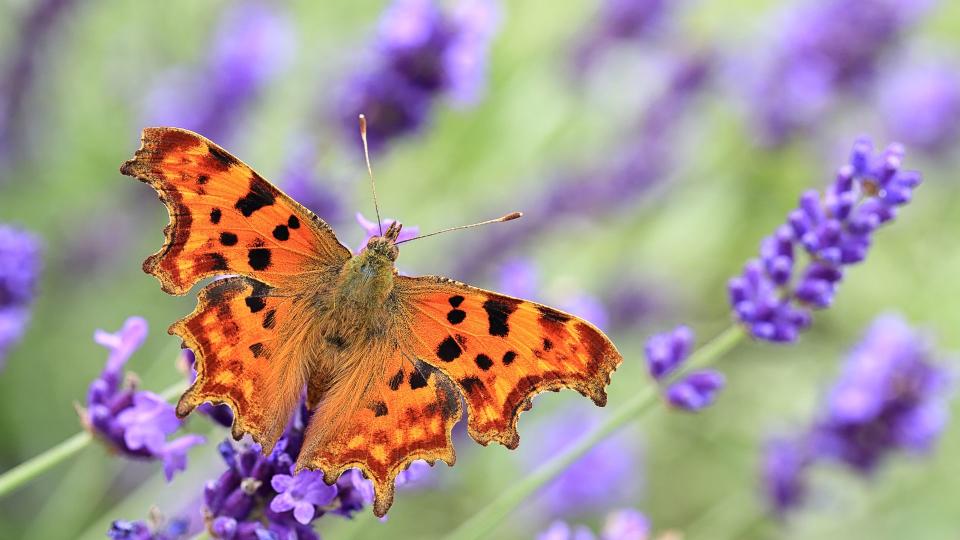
xmin=395 ymin=212 xmax=523 ymax=245
xmin=358 ymin=114 xmax=383 ymax=236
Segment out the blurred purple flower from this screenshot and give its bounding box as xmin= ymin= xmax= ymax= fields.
xmin=279 ymin=140 xmax=344 ymax=225
xmin=761 ymin=437 xmax=811 ymax=516
xmin=664 ymin=370 xmax=725 ymax=412
xmin=453 ymin=52 xmax=712 ymax=282
xmin=572 ymin=0 xmax=672 ymax=73
xmin=79 ymin=317 xmax=205 ymax=480
xmin=528 ymin=408 xmax=641 ymax=517
xmin=747 ymin=0 xmax=931 ymax=145
xmin=0 ymin=0 xmax=79 ymax=167
xmin=0 ymin=224 xmax=42 ymax=367
xmin=338 ymin=0 xmax=501 ymax=151
xmin=538 ymin=508 xmax=651 ymax=540
xmin=881 ymin=63 xmax=960 ymax=156
xmin=107 ymin=517 xmax=190 ymax=540
xmin=355 ymin=212 xmax=420 ymax=253
xmin=760 ymin=315 xmax=952 ymax=516
xmin=812 ymin=315 xmax=951 ymax=471
xmin=729 ymin=138 xmax=921 ymax=342
xmin=644 ymin=325 xmax=693 ymax=380
xmin=144 ymin=1 xmax=294 ymax=143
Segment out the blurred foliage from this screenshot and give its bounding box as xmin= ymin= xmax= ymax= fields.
xmin=0 ymin=0 xmax=959 ymax=539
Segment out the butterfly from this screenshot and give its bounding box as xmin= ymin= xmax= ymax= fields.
xmin=120 ymin=124 xmax=622 ymax=516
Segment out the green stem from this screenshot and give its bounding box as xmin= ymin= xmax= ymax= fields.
xmin=444 ymin=325 xmax=746 ymax=540
xmin=0 ymin=379 xmax=188 ymax=499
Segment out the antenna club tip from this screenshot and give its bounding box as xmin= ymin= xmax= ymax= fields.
xmin=503 ymin=211 xmax=523 ymax=221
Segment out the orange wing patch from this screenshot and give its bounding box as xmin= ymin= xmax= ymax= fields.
xmin=397 ymin=276 xmax=622 ymax=449
xmin=296 ymin=354 xmax=461 ymax=517
xmin=173 ymin=277 xmax=311 ymax=453
xmin=120 ymin=127 xmax=350 ymax=295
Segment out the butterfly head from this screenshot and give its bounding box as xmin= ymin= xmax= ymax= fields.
xmin=364 ymin=220 xmax=402 ymax=262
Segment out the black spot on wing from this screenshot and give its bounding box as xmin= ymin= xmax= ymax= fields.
xmin=502 ymin=350 xmax=517 ymax=365
xmin=203 ymin=252 xmax=229 ymax=271
xmin=262 ymin=309 xmax=276 ymax=329
xmin=448 ymin=295 xmax=464 ymax=307
xmin=235 ymin=179 xmax=276 ymax=217
xmin=460 ymin=377 xmax=485 ymax=395
xmin=248 ymin=248 xmax=271 ymax=270
xmin=447 ymin=309 xmax=466 ymax=324
xmin=483 ymin=298 xmax=519 ymax=337
xmin=208 ymin=144 xmax=239 ymax=168
xmin=197 ymin=174 xmax=209 ymax=185
xmin=409 ymin=370 xmax=428 ymax=390
xmin=288 ymin=215 xmax=300 ymax=229
xmin=210 ymin=208 xmax=222 ymax=224
xmin=389 ymin=369 xmax=404 ymax=391
xmin=372 ymin=401 xmax=388 ymax=417
xmin=249 ymin=343 xmax=265 ymax=358
xmin=219 ymin=232 xmax=238 ymax=246
xmin=437 ymin=336 xmax=462 ymax=362
xmin=245 ymin=296 xmax=266 ymax=313
xmin=475 ymin=354 xmax=493 ymax=371
xmin=272 ymin=224 xmax=289 ymax=241
xmin=543 ymin=338 xmax=554 ymax=351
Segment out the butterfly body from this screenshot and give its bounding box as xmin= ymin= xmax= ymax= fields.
xmin=122 ymin=127 xmax=623 ymax=516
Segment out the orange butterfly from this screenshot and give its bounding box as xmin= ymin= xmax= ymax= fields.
xmin=120 ymin=121 xmax=622 ymax=516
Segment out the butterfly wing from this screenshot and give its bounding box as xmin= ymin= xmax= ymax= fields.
xmin=396 ymin=275 xmax=622 ymax=448
xmin=173 ymin=277 xmax=313 ymax=451
xmin=122 ymin=127 xmax=351 ymax=451
xmin=120 ymin=127 xmax=351 ymax=295
xmin=296 ymin=349 xmax=461 ymax=517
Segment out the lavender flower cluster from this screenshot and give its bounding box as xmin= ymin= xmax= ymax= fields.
xmin=729 ymin=138 xmax=921 ymax=342
xmin=0 ymin=224 xmax=42 ymax=367
xmin=645 ymin=326 xmax=725 ymax=412
xmin=338 ymin=0 xmax=500 ymax=151
xmin=763 ymin=315 xmax=951 ymax=515
xmin=748 ymin=0 xmax=930 ymax=145
xmin=79 ymin=317 xmax=205 ymax=480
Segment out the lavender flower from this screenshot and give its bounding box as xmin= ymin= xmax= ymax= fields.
xmin=761 ymin=437 xmax=811 ymax=516
xmin=78 ymin=317 xmax=205 ymax=480
xmin=537 ymin=508 xmax=651 ymax=540
xmin=643 ymin=326 xmax=726 ymax=412
xmin=452 ymin=52 xmax=712 ymax=282
xmin=760 ymin=315 xmax=952 ymax=516
xmin=729 ymin=138 xmax=921 ymax=342
xmin=665 ymin=371 xmax=726 ymax=411
xmin=0 ymin=224 xmax=42 ymax=367
xmin=144 ymin=1 xmax=293 ymax=143
xmin=338 ymin=0 xmax=500 ymax=151
xmin=0 ymin=0 xmax=79 ymax=167
xmin=812 ymin=315 xmax=951 ymax=471
xmin=202 ymin=400 xmax=391 ymax=537
xmin=644 ymin=325 xmax=693 ymax=380
xmin=107 ymin=517 xmax=190 ymax=540
xmin=881 ymin=63 xmax=960 ymax=156
xmin=527 ymin=408 xmax=641 ymax=517
xmin=572 ymin=0 xmax=672 ymax=73
xmin=747 ymin=0 xmax=930 ymax=145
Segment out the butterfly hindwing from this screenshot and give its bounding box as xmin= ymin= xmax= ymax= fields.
xmin=396 ymin=275 xmax=623 ymax=448
xmin=120 ymin=127 xmax=351 ymax=295
xmin=295 ymin=349 xmax=461 ymax=517
xmin=173 ymin=276 xmax=311 ymax=452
